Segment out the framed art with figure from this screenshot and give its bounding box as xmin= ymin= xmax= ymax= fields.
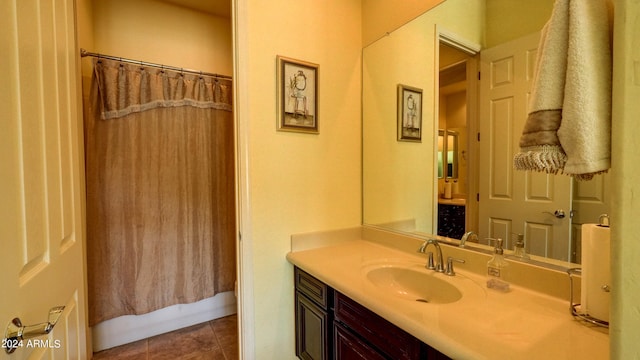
xmin=397 ymin=84 xmax=423 ymax=142
xmin=277 ymin=56 xmax=319 ymax=134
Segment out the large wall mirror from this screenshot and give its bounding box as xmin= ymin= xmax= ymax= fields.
xmin=362 ymin=0 xmax=611 ymax=265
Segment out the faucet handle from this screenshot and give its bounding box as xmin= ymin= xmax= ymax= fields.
xmin=426 ymin=252 xmax=436 ymax=270
xmin=445 ymin=257 xmax=466 ymax=276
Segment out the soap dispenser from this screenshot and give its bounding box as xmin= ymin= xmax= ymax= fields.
xmin=486 ymin=238 xmax=510 ymax=292
xmin=513 ymin=233 xmax=530 ymax=260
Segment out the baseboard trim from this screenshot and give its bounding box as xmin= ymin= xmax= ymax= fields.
xmin=91 ymin=292 xmax=237 ymax=352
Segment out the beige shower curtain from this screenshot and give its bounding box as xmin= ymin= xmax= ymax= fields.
xmin=85 ymin=59 xmax=235 ymax=326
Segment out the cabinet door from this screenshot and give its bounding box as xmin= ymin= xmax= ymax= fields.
xmin=296 ymin=267 xmax=331 ymax=308
xmin=334 ymin=292 xmax=422 ymax=360
xmin=334 ymin=322 xmax=386 ymax=360
xmin=438 ymin=204 xmax=466 ymax=239
xmin=296 ymin=291 xmax=331 ymax=360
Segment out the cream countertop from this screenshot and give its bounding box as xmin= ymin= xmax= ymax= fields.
xmin=438 ymin=197 xmax=467 ymax=206
xmin=286 ymin=231 xmax=608 ymax=359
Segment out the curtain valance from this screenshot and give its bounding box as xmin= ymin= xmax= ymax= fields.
xmin=93 ymin=58 xmax=232 ymax=120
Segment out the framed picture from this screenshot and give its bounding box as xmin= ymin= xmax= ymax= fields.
xmin=397 ymin=84 xmax=423 ymax=142
xmin=277 ymin=56 xmax=319 ymax=134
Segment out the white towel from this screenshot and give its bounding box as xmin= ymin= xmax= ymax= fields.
xmin=514 ymin=0 xmax=612 ymax=181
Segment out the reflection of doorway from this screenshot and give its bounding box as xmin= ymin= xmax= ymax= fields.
xmin=435 ymin=31 xmax=480 ymax=239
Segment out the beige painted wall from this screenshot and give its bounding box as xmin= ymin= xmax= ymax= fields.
xmin=446 ymin=91 xmax=468 ymax=191
xmin=484 ymin=0 xmax=554 ymax=47
xmin=235 ymin=0 xmax=363 ymax=356
xmin=361 ymin=0 xmax=445 ymax=46
xmin=89 ymin=0 xmax=231 ymax=75
xmin=76 ymin=0 xmax=94 ymax=56
xmin=362 ymin=0 xmax=553 ymax=49
xmin=611 ymin=0 xmax=640 ymax=357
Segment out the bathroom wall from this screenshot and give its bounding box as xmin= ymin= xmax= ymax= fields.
xmin=234 ymin=0 xmax=363 ymax=356
xmin=437 ymin=91 xmax=468 ymax=195
xmin=484 ymin=0 xmax=554 ymax=47
xmin=611 ymin=0 xmax=640 ymax=357
xmin=444 ymin=91 xmax=468 ymax=191
xmin=90 ymin=0 xmax=231 ymax=75
xmin=361 ymin=0 xmax=445 ymax=46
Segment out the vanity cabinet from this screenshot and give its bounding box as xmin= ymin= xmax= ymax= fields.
xmin=295 ymin=267 xmax=334 ymax=360
xmin=294 ymin=266 xmax=450 ymax=360
xmin=334 ymin=292 xmax=423 ymax=359
xmin=334 ymin=322 xmax=386 ymax=360
xmin=437 ymin=203 xmax=466 ymax=239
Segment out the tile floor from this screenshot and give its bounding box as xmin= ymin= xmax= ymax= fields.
xmin=92 ymin=314 xmax=238 ymax=359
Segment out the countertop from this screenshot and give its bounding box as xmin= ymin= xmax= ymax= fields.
xmin=286 ymin=237 xmax=609 ymax=359
xmin=438 ymin=197 xmax=467 ymax=206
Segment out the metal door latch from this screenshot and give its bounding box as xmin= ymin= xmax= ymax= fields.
xmin=3 ymin=306 xmax=65 ymax=354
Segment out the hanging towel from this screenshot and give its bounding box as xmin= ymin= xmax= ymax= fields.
xmin=514 ymin=0 xmax=612 ymax=181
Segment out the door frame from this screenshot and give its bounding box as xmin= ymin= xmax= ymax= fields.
xmin=231 ymin=1 xmax=255 ymax=358
xmin=434 ymin=26 xmax=481 ymax=235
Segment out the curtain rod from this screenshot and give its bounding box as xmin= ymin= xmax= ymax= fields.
xmin=80 ymin=49 xmax=232 ymax=80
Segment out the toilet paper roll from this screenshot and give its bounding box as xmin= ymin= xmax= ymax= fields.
xmin=580 ymin=224 xmax=611 ymax=322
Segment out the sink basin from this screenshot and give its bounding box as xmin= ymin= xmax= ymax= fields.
xmin=366 ymin=266 xmax=463 ymax=304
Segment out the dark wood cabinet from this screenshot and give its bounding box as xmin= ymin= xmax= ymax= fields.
xmin=437 ymin=203 xmax=466 ymax=239
xmin=295 ymin=267 xmax=334 ymax=360
xmin=294 ymin=266 xmax=450 ymax=360
xmin=334 ymin=322 xmax=386 ymax=360
xmin=334 ymin=292 xmax=423 ymax=360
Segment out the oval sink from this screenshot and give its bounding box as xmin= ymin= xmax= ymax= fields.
xmin=366 ymin=266 xmax=462 ymax=304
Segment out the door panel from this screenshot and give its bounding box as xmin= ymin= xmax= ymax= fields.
xmin=479 ymin=32 xmax=573 ymax=260
xmin=1 ymin=0 xmax=88 ymax=359
xmin=571 ymin=173 xmax=611 ymax=263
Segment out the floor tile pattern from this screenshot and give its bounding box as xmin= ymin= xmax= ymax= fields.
xmin=92 ymin=314 xmax=238 ymax=359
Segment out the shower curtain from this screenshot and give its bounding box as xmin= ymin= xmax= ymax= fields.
xmin=84 ymin=58 xmax=235 ymax=326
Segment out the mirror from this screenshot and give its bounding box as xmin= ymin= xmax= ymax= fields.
xmin=438 ymin=130 xmax=458 ymax=179
xmin=362 ymin=0 xmax=611 ymax=264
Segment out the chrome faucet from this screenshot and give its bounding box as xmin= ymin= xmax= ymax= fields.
xmin=460 ymin=231 xmax=478 ymax=248
xmin=417 ymin=239 xmax=444 ymax=272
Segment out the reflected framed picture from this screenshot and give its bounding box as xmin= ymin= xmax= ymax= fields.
xmin=397 ymin=84 xmax=423 ymax=142
xmin=276 ymin=56 xmax=319 ymax=134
